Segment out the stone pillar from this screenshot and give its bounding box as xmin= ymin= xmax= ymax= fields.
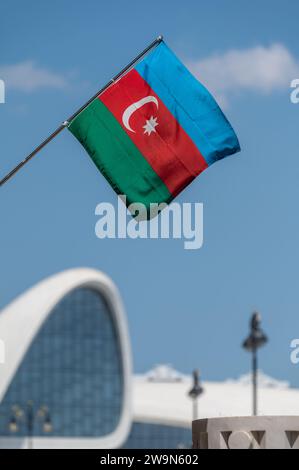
xmin=192 ymin=416 xmax=299 ymax=449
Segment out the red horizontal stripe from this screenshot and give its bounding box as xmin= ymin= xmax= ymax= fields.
xmin=99 ymin=69 xmax=207 ymax=196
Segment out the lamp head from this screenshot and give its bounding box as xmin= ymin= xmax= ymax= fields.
xmin=243 ymin=312 xmax=268 ymax=351
xmin=188 ymin=369 xmax=204 ymax=399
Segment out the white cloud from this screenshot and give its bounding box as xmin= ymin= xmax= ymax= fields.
xmin=188 ymin=44 xmax=299 ymax=105
xmin=0 ymin=61 xmax=67 ymax=92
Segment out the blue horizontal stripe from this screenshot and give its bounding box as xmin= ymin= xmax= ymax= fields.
xmin=135 ymin=42 xmax=240 ymax=166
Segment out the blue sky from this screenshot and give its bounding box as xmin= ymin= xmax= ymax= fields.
xmin=1 ymin=0 xmax=299 ymax=386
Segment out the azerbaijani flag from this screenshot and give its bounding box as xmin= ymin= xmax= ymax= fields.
xmin=68 ymin=41 xmax=240 ymax=218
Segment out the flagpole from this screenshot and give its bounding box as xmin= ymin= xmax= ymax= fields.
xmin=0 ymin=35 xmax=163 ymax=187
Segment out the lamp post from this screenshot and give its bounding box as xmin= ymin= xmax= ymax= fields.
xmin=9 ymin=401 xmax=52 ymax=449
xmin=188 ymin=369 xmax=204 ymax=421
xmin=242 ymin=312 xmax=268 ymax=416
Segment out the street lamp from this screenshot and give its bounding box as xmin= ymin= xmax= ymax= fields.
xmin=9 ymin=401 xmax=52 ymax=449
xmin=242 ymin=312 xmax=268 ymax=416
xmin=188 ymin=369 xmax=204 ymax=421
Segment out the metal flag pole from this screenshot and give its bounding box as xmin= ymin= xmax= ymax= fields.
xmin=0 ymin=35 xmax=163 ymax=187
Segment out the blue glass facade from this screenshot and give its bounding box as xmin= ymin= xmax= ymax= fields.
xmin=123 ymin=422 xmax=192 ymax=449
xmin=0 ymin=288 xmax=123 ymax=437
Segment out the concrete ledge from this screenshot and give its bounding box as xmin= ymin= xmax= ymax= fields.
xmin=192 ymin=416 xmax=299 ymax=449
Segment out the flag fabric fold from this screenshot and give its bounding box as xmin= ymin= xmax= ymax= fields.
xmin=68 ymin=41 xmax=240 ymax=219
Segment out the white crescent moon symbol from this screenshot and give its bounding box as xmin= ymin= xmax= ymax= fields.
xmin=122 ymin=96 xmax=159 ymax=133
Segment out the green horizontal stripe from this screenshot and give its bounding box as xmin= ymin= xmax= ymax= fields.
xmin=68 ymin=98 xmax=172 ymax=213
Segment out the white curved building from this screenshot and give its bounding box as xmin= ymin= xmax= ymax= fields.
xmin=0 ymin=269 xmax=299 ymax=449
xmin=0 ymin=268 xmax=132 ymax=449
xmin=122 ymin=365 xmax=299 ymax=449
xmin=132 ymin=365 xmax=299 ymax=423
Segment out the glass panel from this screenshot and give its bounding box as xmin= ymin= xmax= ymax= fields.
xmin=0 ymin=288 xmax=123 ymax=437
xmin=123 ymin=422 xmax=192 ymax=449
